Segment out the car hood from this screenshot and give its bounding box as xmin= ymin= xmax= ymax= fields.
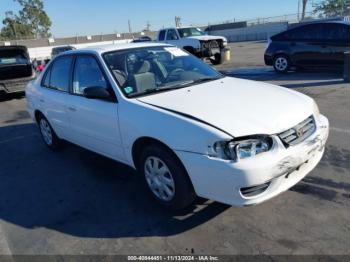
xmin=137 ymin=77 xmax=315 ymax=137
xmin=187 ymin=35 xmax=227 ymax=42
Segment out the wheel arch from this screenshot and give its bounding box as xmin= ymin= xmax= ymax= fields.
xmin=34 ymin=109 xmax=45 ymax=123
xmin=273 ymin=52 xmax=292 ymax=64
xmin=131 ymin=136 xmax=193 ymax=179
xmin=131 ymin=136 xmax=196 ymax=197
xmin=132 ymin=137 xmax=175 ymax=170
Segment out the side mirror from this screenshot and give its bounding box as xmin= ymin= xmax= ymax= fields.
xmin=83 ymin=86 xmax=113 ymax=100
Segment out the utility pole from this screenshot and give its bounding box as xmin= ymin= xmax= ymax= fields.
xmin=175 ymin=16 xmax=182 ymax=28
xmin=146 ymin=21 xmax=151 ymax=31
xmin=297 ymin=0 xmax=301 ymax=21
xmin=128 ymin=20 xmax=132 ymax=34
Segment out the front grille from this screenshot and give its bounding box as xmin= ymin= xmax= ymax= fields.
xmin=279 ymin=116 xmax=316 ymax=146
xmin=209 ymin=40 xmax=219 ymax=49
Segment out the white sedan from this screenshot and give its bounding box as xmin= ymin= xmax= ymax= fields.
xmin=26 ymin=43 xmax=329 ymax=209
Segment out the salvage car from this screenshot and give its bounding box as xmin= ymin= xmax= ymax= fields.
xmin=26 ymin=43 xmax=329 ymax=209
xmin=157 ymin=27 xmax=228 ymax=65
xmin=265 ymin=21 xmax=350 ymax=73
xmin=0 ymin=45 xmax=35 ymax=94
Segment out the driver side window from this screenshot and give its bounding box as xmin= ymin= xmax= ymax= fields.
xmin=166 ymin=29 xmax=179 ymax=41
xmin=73 ymin=55 xmax=108 ymax=95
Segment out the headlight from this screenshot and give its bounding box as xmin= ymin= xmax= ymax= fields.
xmin=211 ymin=136 xmax=273 ymax=161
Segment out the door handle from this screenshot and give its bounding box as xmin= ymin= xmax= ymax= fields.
xmin=67 ymin=106 xmax=77 ymax=112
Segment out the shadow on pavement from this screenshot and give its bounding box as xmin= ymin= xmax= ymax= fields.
xmin=0 ymin=123 xmax=230 ymax=239
xmin=0 ymin=92 xmax=25 ymax=102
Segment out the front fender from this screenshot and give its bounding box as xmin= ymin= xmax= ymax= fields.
xmin=118 ymin=99 xmax=232 ymax=166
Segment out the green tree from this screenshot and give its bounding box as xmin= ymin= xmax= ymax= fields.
xmin=314 ymin=0 xmax=350 ymax=17
xmin=1 ymin=0 xmax=52 ymax=40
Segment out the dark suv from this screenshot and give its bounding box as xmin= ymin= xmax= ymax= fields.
xmin=265 ymin=21 xmax=350 ymax=73
xmin=0 ymin=45 xmax=35 ymax=94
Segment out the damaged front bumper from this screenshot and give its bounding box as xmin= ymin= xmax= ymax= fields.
xmin=176 ymin=114 xmax=329 ymax=206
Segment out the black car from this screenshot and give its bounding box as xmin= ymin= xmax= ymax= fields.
xmin=0 ymin=45 xmax=35 ymax=94
xmin=51 ymin=45 xmax=76 ymax=59
xmin=265 ymin=21 xmax=350 ymax=73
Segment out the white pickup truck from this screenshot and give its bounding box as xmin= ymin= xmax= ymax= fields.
xmin=156 ymin=27 xmax=228 ymax=65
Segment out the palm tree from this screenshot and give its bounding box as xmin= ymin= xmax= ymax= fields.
xmin=301 ymin=0 xmax=309 ymax=20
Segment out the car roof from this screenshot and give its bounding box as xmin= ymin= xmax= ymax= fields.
xmin=290 ymin=20 xmax=350 ymax=30
xmin=62 ymin=42 xmax=171 ymax=56
xmin=160 ymin=26 xmax=200 ymax=31
xmin=52 ymin=45 xmax=74 ymax=50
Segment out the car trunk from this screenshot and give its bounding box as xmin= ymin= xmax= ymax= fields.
xmin=0 ymin=46 xmax=33 ymax=81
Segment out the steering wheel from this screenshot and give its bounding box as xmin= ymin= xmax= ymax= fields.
xmin=166 ymin=68 xmax=185 ymax=81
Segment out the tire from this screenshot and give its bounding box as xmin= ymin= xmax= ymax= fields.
xmin=139 ymin=144 xmax=196 ymax=210
xmin=210 ymin=53 xmax=223 ymax=65
xmin=273 ymin=55 xmax=290 ymax=73
xmin=37 ymin=115 xmax=62 ymax=150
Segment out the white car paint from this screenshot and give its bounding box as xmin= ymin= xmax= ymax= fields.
xmin=26 ymin=43 xmax=329 ymax=207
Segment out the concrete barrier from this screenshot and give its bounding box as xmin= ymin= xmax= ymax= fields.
xmin=208 ymin=22 xmax=288 ymax=42
xmin=28 ymin=39 xmax=132 ymax=60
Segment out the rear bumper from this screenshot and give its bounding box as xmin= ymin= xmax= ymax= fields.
xmin=264 ymin=54 xmax=274 ymax=66
xmin=0 ymin=75 xmax=35 ymax=94
xmin=176 ymin=114 xmax=329 ymax=206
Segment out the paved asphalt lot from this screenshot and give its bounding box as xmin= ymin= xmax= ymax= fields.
xmin=0 ymin=41 xmax=349 ymax=255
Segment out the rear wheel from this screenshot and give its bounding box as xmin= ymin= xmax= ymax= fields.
xmin=38 ymin=115 xmax=62 ymax=150
xmin=273 ymin=55 xmax=290 ymax=73
xmin=139 ymin=144 xmax=196 ymax=210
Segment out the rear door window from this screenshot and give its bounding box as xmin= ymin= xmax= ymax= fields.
xmin=283 ymin=24 xmax=323 ymax=41
xmin=46 ymin=56 xmax=73 ymax=92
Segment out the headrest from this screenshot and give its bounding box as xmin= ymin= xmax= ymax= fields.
xmin=137 ymin=60 xmax=151 ymax=74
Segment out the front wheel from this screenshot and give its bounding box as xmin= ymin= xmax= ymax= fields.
xmin=273 ymin=55 xmax=290 ymax=73
xmin=38 ymin=115 xmax=62 ymax=150
xmin=140 ymin=144 xmax=196 ymax=210
xmin=210 ymin=53 xmax=223 ymax=65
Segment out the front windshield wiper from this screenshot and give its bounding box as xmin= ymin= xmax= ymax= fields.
xmin=191 ymin=77 xmax=222 ymax=84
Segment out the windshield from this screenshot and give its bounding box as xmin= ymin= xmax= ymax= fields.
xmin=103 ymin=46 xmax=223 ymax=98
xmin=0 ymin=50 xmax=29 ymax=66
xmin=177 ymin=28 xmax=205 ymax=38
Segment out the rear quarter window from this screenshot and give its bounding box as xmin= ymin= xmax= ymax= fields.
xmin=271 ymin=31 xmax=289 ymax=41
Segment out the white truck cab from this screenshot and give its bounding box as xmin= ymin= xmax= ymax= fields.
xmin=157 ymin=27 xmax=228 ymax=65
